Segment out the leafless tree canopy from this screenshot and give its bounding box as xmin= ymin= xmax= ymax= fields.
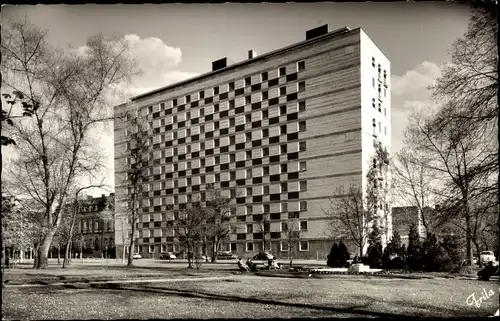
xmin=1 ymin=19 xmax=138 ymax=268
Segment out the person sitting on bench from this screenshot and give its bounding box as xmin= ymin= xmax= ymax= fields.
xmin=478 ymin=261 xmax=499 ymax=281
xmin=237 ymin=258 xmax=250 ymax=272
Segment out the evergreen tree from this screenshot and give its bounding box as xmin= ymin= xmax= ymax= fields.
xmin=422 ymin=233 xmax=452 ymax=272
xmin=367 ymin=222 xmax=383 ymax=268
xmin=338 ymin=241 xmax=350 ymax=267
xmin=326 ymin=243 xmax=339 ymax=267
xmin=388 ymin=230 xmax=403 ymax=257
xmin=440 ymin=233 xmax=463 ymax=270
xmin=407 ymin=223 xmax=423 ymax=270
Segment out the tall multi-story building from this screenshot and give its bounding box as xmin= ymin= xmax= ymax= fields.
xmin=114 ymin=25 xmax=391 ymax=259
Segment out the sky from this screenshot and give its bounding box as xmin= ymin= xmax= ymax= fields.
xmin=2 ymin=3 xmax=472 ymax=196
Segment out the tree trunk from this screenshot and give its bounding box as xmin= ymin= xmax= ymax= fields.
xmin=33 ymin=244 xmax=39 ymax=268
xmin=57 ymin=245 xmax=61 ymax=265
xmin=211 ymin=239 xmax=218 ymax=263
xmin=474 ymin=241 xmax=482 ymax=268
xmin=36 ymin=228 xmax=57 ymax=269
xmin=289 ymin=248 xmax=293 ymax=268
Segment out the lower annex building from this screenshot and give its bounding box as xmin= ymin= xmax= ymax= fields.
xmin=114 ymin=25 xmax=392 ymax=259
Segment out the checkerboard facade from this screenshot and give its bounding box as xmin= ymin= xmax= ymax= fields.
xmin=114 ymin=27 xmax=391 ymax=259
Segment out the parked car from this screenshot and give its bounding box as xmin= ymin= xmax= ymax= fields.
xmin=159 ymin=252 xmax=176 ymax=260
xmin=216 ymin=252 xmax=237 ymax=260
xmin=480 ymin=251 xmax=496 ymax=265
xmin=133 ymin=253 xmax=142 ymax=259
xmin=252 ymin=251 xmax=274 ymax=261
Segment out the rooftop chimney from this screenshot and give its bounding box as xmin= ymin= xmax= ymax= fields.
xmin=212 ymin=57 xmax=229 ymax=71
xmin=248 ymin=50 xmax=257 ymax=59
xmin=306 ymin=24 xmax=329 ymax=40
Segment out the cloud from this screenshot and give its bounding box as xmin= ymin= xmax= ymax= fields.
xmin=391 ymin=61 xmax=442 ymax=100
xmin=390 ymin=61 xmax=443 ymax=153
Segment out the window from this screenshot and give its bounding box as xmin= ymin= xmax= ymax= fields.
xmin=298 ymin=101 xmax=306 ymax=111
xmin=280 ymin=144 xmax=287 ymax=154
xmin=300 ymin=221 xmax=308 ymax=231
xmin=299 ymin=181 xmax=307 ymax=191
xmin=297 ymin=61 xmax=305 ymax=71
xmin=281 ymin=242 xmax=289 ymax=252
xmin=299 ymin=241 xmax=309 ymax=251
xmin=245 ymin=96 xmax=251 ymax=104
xmin=298 ymin=81 xmax=306 ymax=92
xmin=299 ymin=141 xmax=306 ymax=152
xmin=281 ymin=182 xmax=287 ymax=193
xmin=300 ymin=201 xmax=307 ymax=211
xmin=245 ymin=77 xmax=251 ymax=86
xmin=280 ymin=163 xmax=287 ymax=173
xmin=372 ymin=57 xmax=376 ymax=67
xmin=246 ymin=242 xmax=254 ymax=251
xmin=261 ymin=91 xmax=268 ymax=100
xmin=299 ymin=121 xmax=306 ymax=132
xmin=372 ymin=118 xmax=376 ymax=127
xmin=229 ymin=82 xmax=235 ymax=91
xmin=372 ymin=78 xmax=376 ymax=88
xmin=263 ymin=166 xmax=269 ymax=175
xmin=262 ymin=128 xmax=269 ymax=138
xmin=199 ymin=91 xmax=205 ymax=99
xmin=246 ymin=224 xmax=253 ymax=233
xmin=263 ymin=148 xmax=269 ymax=157
xmin=379 ymin=122 xmax=382 ymax=133
xmin=280 ymin=125 xmax=287 ymax=135
xmin=263 ymin=185 xmax=270 ymax=194
xmin=279 ymin=87 xmax=286 ymax=96
xmin=378 ymin=103 xmax=382 ymax=113
xmin=385 ymin=126 xmax=387 ymax=136
xmin=262 ymin=110 xmax=268 ymax=119
xmin=281 ymin=222 xmax=288 ymax=231
xmin=279 ymin=67 xmax=286 ymax=76
xmin=261 ymin=72 xmax=268 ymax=82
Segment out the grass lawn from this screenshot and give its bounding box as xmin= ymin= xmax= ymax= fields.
xmin=3 ymin=273 xmax=499 ymax=319
xmin=3 ymin=261 xmax=236 ymax=285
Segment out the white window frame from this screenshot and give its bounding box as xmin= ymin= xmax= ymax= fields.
xmin=299 ymin=240 xmax=309 ymax=251
xmin=280 ymin=241 xmax=289 ymax=252
xmin=161 ymin=244 xmax=167 ymax=253
xmin=246 ymin=242 xmax=254 ymax=252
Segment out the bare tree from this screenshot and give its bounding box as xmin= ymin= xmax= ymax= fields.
xmin=284 ymin=218 xmax=301 ymax=268
xmin=428 ymin=6 xmax=498 ymax=261
xmin=205 ymin=186 xmax=233 ymax=262
xmin=61 ymin=184 xmax=109 ymax=268
xmin=1 ymin=20 xmax=137 ymax=269
xmin=366 ymin=144 xmax=392 ymax=246
xmin=324 ymin=184 xmax=375 ymax=257
xmin=406 ymin=107 xmax=496 ymax=265
xmin=256 ymin=214 xmax=271 ymax=253
xmin=119 ymin=115 xmax=149 ymax=266
xmin=173 ymin=200 xmax=206 ymax=268
xmin=392 ymin=146 xmax=437 ymax=235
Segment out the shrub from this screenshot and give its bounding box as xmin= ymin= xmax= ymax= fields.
xmin=422 ymin=233 xmax=454 ymax=272
xmin=326 ymin=243 xmax=339 ymax=267
xmin=367 ymin=222 xmax=383 ymax=268
xmin=406 ymin=223 xmax=423 ymax=270
xmin=338 ymin=241 xmax=350 ymax=267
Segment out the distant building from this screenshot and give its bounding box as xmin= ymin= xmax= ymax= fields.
xmin=114 ymin=25 xmax=391 ymax=259
xmin=391 ymin=206 xmax=426 ymax=246
xmin=72 ymin=193 xmax=116 ymax=258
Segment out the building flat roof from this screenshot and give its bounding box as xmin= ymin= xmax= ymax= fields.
xmin=129 ymin=26 xmax=357 ymax=103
